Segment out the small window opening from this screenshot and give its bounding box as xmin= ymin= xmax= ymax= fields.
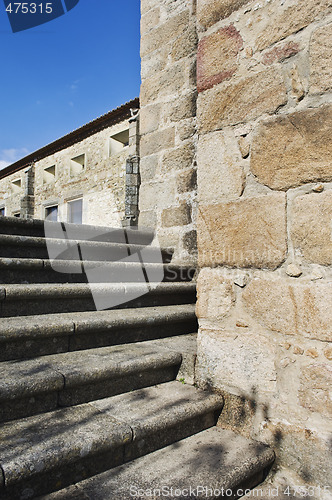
xmin=109 ymin=129 xmax=129 ymax=156
xmin=43 ymin=165 xmax=56 ymax=184
xmin=70 ymin=154 xmax=85 ymax=177
xmin=45 ymin=205 xmax=58 ymax=222
xmin=0 ymin=208 xmax=5 ymax=216
xmin=11 ymin=179 xmax=22 ymax=193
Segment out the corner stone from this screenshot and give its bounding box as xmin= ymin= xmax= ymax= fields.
xmin=291 ymin=190 xmax=332 ymax=266
xmin=197 ymin=68 xmax=287 ymax=132
xmin=250 ymin=105 xmax=332 ymax=190
xmin=299 ymin=364 xmax=332 ymax=418
xmin=197 ymin=0 xmax=251 ymax=30
xmin=197 ymin=25 xmax=243 ymax=92
xmin=198 ymin=193 xmax=287 ymax=269
xmin=310 ymin=22 xmax=332 ymax=94
xmin=197 ymin=130 xmax=245 ymax=204
xmin=161 ymin=201 xmax=192 ymax=228
xmin=196 ymin=268 xmax=235 ymax=321
xmin=242 ymin=277 xmax=332 ymax=341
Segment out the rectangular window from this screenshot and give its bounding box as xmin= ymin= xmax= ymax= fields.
xmin=68 ymin=198 xmax=83 ymax=224
xmin=109 ymin=129 xmax=129 ymax=156
xmin=0 ymin=208 xmax=5 ymax=216
xmin=45 ymin=205 xmax=58 ymax=222
xmin=70 ymin=154 xmax=85 ymax=177
xmin=13 ymin=212 xmax=20 ymax=218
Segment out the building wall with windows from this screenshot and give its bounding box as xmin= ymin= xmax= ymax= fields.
xmin=0 ymin=98 xmax=139 ymax=227
xmin=0 ymin=169 xmax=27 ymax=218
xmin=33 ymin=119 xmax=131 ymax=227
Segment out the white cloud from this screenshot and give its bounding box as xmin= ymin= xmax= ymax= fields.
xmin=70 ymin=79 xmax=80 ymax=92
xmin=0 ymin=148 xmax=30 ymax=170
xmin=0 ymin=160 xmax=9 ymax=170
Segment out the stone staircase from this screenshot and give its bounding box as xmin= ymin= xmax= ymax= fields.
xmin=0 ymin=216 xmax=275 ymax=499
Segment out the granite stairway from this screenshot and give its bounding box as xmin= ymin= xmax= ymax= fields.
xmin=0 ymin=216 xmax=275 ymax=499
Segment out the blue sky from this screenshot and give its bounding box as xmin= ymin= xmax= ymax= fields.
xmin=0 ymin=0 xmax=141 ymax=169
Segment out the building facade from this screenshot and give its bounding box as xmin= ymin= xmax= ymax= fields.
xmin=0 ymin=1 xmax=331 ymax=490
xmin=139 ymin=0 xmax=332 ymax=492
xmin=0 ymin=98 xmax=139 ymax=228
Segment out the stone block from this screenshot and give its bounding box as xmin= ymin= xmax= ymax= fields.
xmin=289 ymin=65 xmax=305 ymax=102
xmin=140 ymin=128 xmax=175 ymax=157
xmin=141 ymin=7 xmax=160 ymax=34
xmin=171 ymin=23 xmax=198 ymax=61
xmin=140 ymin=155 xmax=158 ymax=183
xmin=177 ymin=118 xmax=196 ymax=141
xmin=262 ymin=41 xmax=300 ymax=65
xmin=196 ymin=329 xmax=277 ymax=399
xmin=139 ymin=210 xmax=157 ymax=228
xmin=250 ymin=105 xmax=332 ymax=190
xmin=141 ymin=0 xmax=159 ymax=16
xmin=167 ymin=92 xmax=197 ymax=122
xmin=291 ymin=190 xmax=332 ymax=266
xmin=237 ymin=135 xmax=250 ymax=158
xmin=156 ymin=229 xmax=180 ymax=253
xmin=197 ymin=25 xmax=243 ymax=92
xmin=198 ymin=68 xmax=287 ymax=133
xmin=197 ymin=130 xmax=245 ymax=203
xmin=196 ymin=268 xmax=235 ymax=320
xmin=198 ymin=193 xmax=287 ymax=269
xmin=161 ymin=142 xmax=195 ymax=174
xmin=141 ymin=47 xmax=168 ymax=80
xmin=161 ymin=201 xmax=192 ymax=227
xmin=139 ymin=178 xmax=176 ymax=211
xmin=140 ymin=62 xmax=186 ymax=105
xmin=177 ymin=168 xmax=197 ymax=193
xmin=182 ymin=229 xmax=197 ymax=253
xmin=140 ymin=104 xmax=162 ymax=136
xmin=260 ymin=421 xmax=332 ymax=489
xmin=299 ymin=364 xmax=332 ymax=418
xmin=197 ymin=0 xmax=250 ymax=30
xmin=252 ymin=0 xmax=332 ymax=51
xmin=310 ymin=22 xmax=332 ymax=94
xmin=141 ymin=10 xmax=189 ymax=57
xmin=242 ymin=277 xmax=332 ymax=342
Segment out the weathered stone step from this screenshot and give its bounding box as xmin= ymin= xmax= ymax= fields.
xmin=0 ymin=381 xmax=223 ymax=499
xmin=0 ymin=334 xmax=197 ymax=423
xmin=0 ymin=281 xmax=196 ymax=317
xmin=43 ymin=427 xmax=275 ymax=500
xmin=0 ymin=257 xmax=195 ymax=284
xmin=0 ymin=304 xmax=198 ymax=361
xmin=0 ymin=215 xmax=155 ymax=245
xmin=0 ymin=234 xmax=173 ymax=263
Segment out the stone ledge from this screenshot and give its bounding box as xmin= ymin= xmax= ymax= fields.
xmin=41 ymin=427 xmax=274 ymax=500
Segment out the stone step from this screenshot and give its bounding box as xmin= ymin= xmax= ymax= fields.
xmin=0 ymin=216 xmax=155 ymax=245
xmin=43 ymin=427 xmax=275 ymax=500
xmin=0 ymin=381 xmax=223 ymax=499
xmin=0 ymin=304 xmax=198 ymax=361
xmin=0 ymin=281 xmax=197 ymax=317
xmin=0 ymin=234 xmax=173 ymax=263
xmin=0 ymin=257 xmax=195 ymax=284
xmin=0 ymin=334 xmax=197 ymax=423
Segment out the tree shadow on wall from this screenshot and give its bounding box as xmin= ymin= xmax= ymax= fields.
xmin=202 ymin=382 xmax=332 ymax=493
